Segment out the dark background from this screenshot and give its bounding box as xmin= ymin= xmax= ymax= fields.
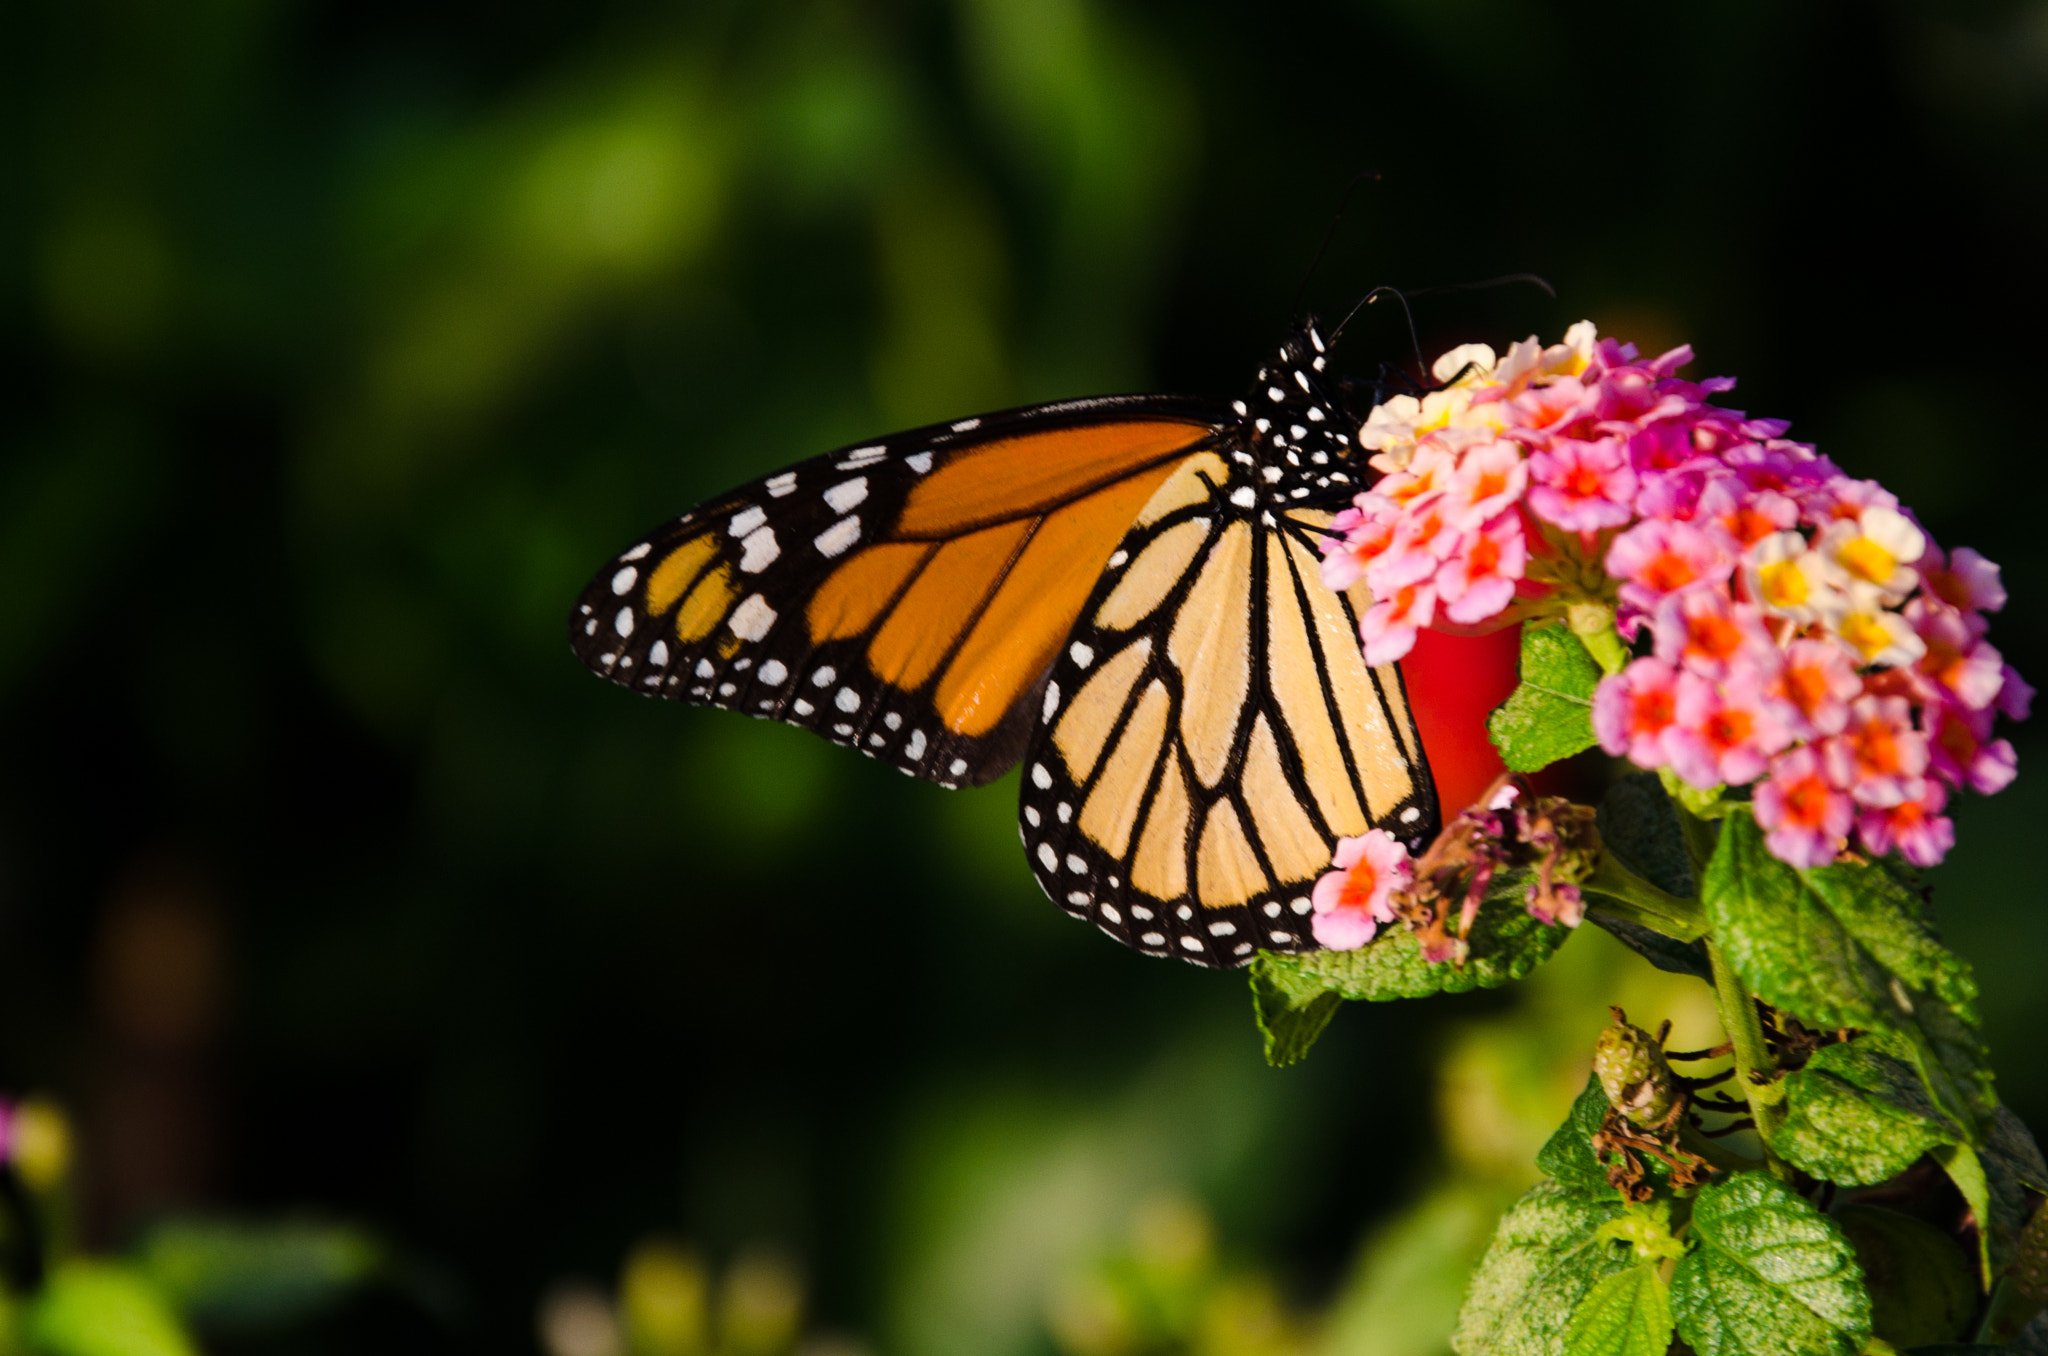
xmin=2 ymin=0 xmax=2044 ymax=1351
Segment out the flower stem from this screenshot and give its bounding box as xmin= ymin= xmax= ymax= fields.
xmin=1582 ymin=851 xmax=1706 ymax=942
xmin=1566 ymin=601 xmax=1629 ymax=675
xmin=1707 ymin=940 xmax=1787 ymax=1152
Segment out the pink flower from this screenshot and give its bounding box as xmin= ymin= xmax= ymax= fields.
xmin=1439 ymin=440 xmax=1528 ymax=530
xmin=1526 ymin=437 xmax=1637 ymax=533
xmin=1366 ymin=494 xmax=1458 ymax=595
xmin=1856 ymin=780 xmax=1954 ymax=867
xmin=1772 ymin=639 xmax=1861 ymax=739
xmin=1754 ymin=746 xmax=1854 ymax=869
xmin=1822 ymin=695 xmax=1930 ymax=808
xmin=1360 ymin=580 xmax=1437 ymax=667
xmin=1319 ymin=506 xmax=1394 ymax=593
xmin=1909 ymin=600 xmax=2006 ymax=711
xmin=1310 ymin=829 xmax=1413 ymax=950
xmin=1437 ymin=511 xmax=1528 ymax=625
xmin=1696 ymin=477 xmax=1797 ymax=549
xmin=1921 ymin=545 xmax=2007 ymax=615
xmin=1928 ymin=704 xmax=2018 ymax=795
xmin=1664 ymin=667 xmax=1794 ymax=789
xmin=1606 ymin=518 xmax=1735 ymax=615
xmin=1592 ymin=658 xmax=1680 ymax=768
xmin=1998 ymin=665 xmax=2034 ymax=721
xmin=1650 ymin=588 xmax=1775 ymax=679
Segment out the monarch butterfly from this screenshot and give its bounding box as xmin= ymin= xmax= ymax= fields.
xmin=570 ymin=319 xmax=1439 ymax=967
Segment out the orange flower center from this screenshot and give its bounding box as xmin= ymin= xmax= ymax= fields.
xmin=1642 ymin=552 xmax=1698 ymax=593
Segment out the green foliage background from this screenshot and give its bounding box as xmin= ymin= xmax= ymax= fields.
xmin=1 ymin=0 xmax=2046 ymax=1350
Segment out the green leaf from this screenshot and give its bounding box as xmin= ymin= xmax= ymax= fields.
xmin=1669 ymin=1172 xmax=1872 ymax=1356
xmin=1703 ymin=811 xmax=1994 ymax=1127
xmin=26 ymin=1262 xmax=198 ymax=1356
xmin=1774 ymin=1038 xmax=1965 ymax=1185
xmin=1563 ymin=1265 xmax=1676 ymax=1356
xmin=1936 ymin=1110 xmax=2048 ymax=1282
xmin=1488 ymin=623 xmax=1602 ymax=772
xmin=136 ymin=1218 xmax=382 ymax=1330
xmin=1249 ymin=968 xmax=1342 ymax=1067
xmin=1452 ymin=1182 xmax=1632 ymax=1356
xmin=1538 ymin=1076 xmax=1620 ymax=1197
xmin=1597 ymin=773 xmax=1697 ymax=899
xmin=1255 ymin=898 xmax=1568 ymax=1006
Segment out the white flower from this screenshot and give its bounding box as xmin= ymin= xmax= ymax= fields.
xmin=1833 ymin=583 xmax=1927 ymax=668
xmin=1744 ymin=531 xmax=1847 ymax=626
xmin=1818 ymin=507 xmax=1925 ymax=601
xmin=1430 ymin=343 xmax=1497 ymax=385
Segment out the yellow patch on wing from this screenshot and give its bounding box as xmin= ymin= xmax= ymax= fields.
xmin=1195 ymin=801 xmax=1265 ymax=908
xmin=1094 ymin=516 xmax=1212 ymax=631
xmin=1292 ymin=534 xmax=1415 ymax=817
xmin=1134 ymin=451 xmax=1228 ymax=528
xmin=1054 ymin=637 xmax=1153 ymax=783
xmin=1262 ymin=533 xmax=1368 ymax=837
xmin=1167 ymin=520 xmax=1252 ymax=788
xmin=1077 ymin=679 xmax=1171 ymax=859
xmin=1131 ymin=753 xmax=1190 ymax=901
xmin=646 ymin=534 xmax=719 ymax=615
xmin=1241 ymin=715 xmax=1332 ymax=883
xmin=674 ymin=562 xmax=736 ymax=642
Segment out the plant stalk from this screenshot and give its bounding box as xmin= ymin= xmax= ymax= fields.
xmin=1582 ymin=851 xmax=1707 ymax=942
xmin=1707 ymin=941 xmax=1787 ymax=1153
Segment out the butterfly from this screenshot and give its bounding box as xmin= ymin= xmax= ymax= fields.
xmin=569 ymin=318 xmax=1439 ymax=968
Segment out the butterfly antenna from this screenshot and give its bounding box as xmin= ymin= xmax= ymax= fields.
xmin=1331 ymin=285 xmax=1425 ymax=379
xmin=1290 ymin=168 xmax=1381 ymax=317
xmin=1407 ymin=272 xmax=1557 ymax=300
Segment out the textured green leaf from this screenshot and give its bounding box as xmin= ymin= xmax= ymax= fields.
xmin=1703 ymin=812 xmax=1994 ymax=1127
xmin=1453 ymin=1182 xmax=1632 ymax=1356
xmin=1248 ymin=967 xmax=1342 ymax=1067
xmin=1669 ymin=1172 xmax=1872 ymax=1356
xmin=1488 ymin=623 xmax=1602 ymax=772
xmin=1537 ymin=1076 xmax=1621 ymax=1198
xmin=1255 ymin=897 xmax=1568 ymax=1007
xmin=1597 ymin=773 xmax=1697 ymax=898
xmin=27 ymin=1262 xmax=198 ymax=1356
xmin=1774 ymin=1039 xmax=1964 ymax=1185
xmin=1937 ymin=1110 xmax=2048 ymax=1281
xmin=1563 ymin=1264 xmax=1676 ymax=1356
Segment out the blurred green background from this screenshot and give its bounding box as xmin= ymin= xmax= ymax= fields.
xmin=2 ymin=0 xmax=2046 ymax=1351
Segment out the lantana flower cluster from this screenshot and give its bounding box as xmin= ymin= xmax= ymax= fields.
xmin=1313 ymin=323 xmax=2027 ymax=914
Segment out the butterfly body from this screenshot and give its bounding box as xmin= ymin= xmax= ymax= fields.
xmin=572 ymin=321 xmax=1439 ymax=968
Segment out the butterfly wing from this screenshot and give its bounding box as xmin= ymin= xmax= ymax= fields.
xmin=1017 ymin=452 xmax=1438 ymax=968
xmin=570 ymin=396 xmax=1227 ymax=787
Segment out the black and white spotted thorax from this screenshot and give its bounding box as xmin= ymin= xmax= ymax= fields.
xmin=1221 ymin=322 xmax=1366 ymax=508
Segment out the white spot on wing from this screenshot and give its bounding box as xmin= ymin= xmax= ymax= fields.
xmin=813 ymin=667 xmax=836 ymax=686
xmin=1100 ymin=902 xmax=1121 ymax=924
xmin=1066 ymin=854 xmax=1086 ymax=873
xmin=1031 ymin=763 xmax=1052 ymax=790
xmin=614 ymin=608 xmax=635 ymax=637
xmin=739 ymin=526 xmax=779 ymax=572
xmin=904 ymin=451 xmax=933 ymax=473
xmin=1179 ymin=936 xmax=1203 ymax=952
xmin=1107 ymin=551 xmax=1128 ymax=568
xmin=621 ymin=543 xmax=652 ymax=561
xmin=905 ymin=730 xmax=926 ymax=760
xmin=729 ymin=595 xmax=777 ymax=641
xmin=648 ymin=640 xmax=669 ymax=667
xmin=1230 ymin=486 xmax=1257 ymax=508
xmin=951 ymin=418 xmax=981 ymax=432
xmin=836 ymin=445 xmax=887 ymax=469
xmin=884 ymin=712 xmax=902 ymax=730
xmin=1042 ymin=681 xmax=1060 ymax=721
xmin=1289 ymin=897 xmax=1311 ymax=915
xmin=1038 ymin=843 xmax=1058 ymax=870
xmin=824 ymin=478 xmax=868 ymax=513
xmin=1025 ymin=806 xmax=1041 ymax=827
xmin=611 ymin=566 xmax=638 ymax=594
xmin=793 ymin=699 xmax=814 ymax=715
xmin=759 ymin=660 xmax=787 ymax=685
xmin=696 ymin=659 xmax=716 ymax=678
xmin=814 ymin=516 xmax=861 ymax=557
xmin=1056 ymin=802 xmax=1071 ymax=823
xmin=765 ymin=472 xmax=798 ymax=497
xmin=835 ymin=687 xmax=859 ymax=712
xmin=1208 ymin=921 xmax=1236 ymax=936
xmin=1070 ymin=642 xmax=1094 ymax=667
xmin=729 ymin=506 xmax=767 ymax=537
xmin=949 ymin=758 xmax=968 ymax=776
